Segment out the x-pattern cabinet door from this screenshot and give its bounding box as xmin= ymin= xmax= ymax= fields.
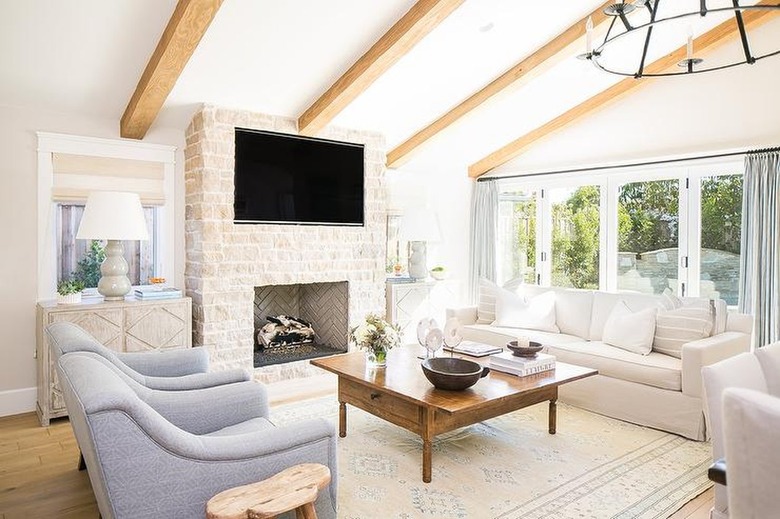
xmin=386 ymin=281 xmax=458 ymax=344
xmin=36 ymin=297 xmax=192 ymax=426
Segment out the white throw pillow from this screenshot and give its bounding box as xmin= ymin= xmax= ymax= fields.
xmin=602 ymin=301 xmax=657 ymax=355
xmin=493 ymin=290 xmax=559 ymax=333
xmin=477 ymin=279 xmax=526 ymax=324
xmin=653 ymin=305 xmax=713 ymax=358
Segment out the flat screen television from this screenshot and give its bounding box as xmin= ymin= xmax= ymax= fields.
xmin=233 ymin=128 xmax=365 ymax=226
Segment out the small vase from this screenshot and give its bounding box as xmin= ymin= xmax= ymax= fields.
xmin=365 ymin=349 xmax=387 ymax=368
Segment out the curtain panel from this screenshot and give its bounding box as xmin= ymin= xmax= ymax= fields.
xmin=468 ymin=180 xmax=498 ymax=302
xmin=738 ymin=151 xmax=780 ymax=346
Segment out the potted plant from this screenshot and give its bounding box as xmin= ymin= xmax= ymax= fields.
xmin=430 ymin=265 xmax=447 ymax=280
xmin=74 ymin=240 xmax=105 ymax=288
xmin=57 ymin=279 xmax=85 ymax=305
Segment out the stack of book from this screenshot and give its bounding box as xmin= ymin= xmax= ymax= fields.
xmin=386 ymin=276 xmax=416 ymax=284
xmin=489 ymin=352 xmax=556 ymax=377
xmin=443 ymin=341 xmax=502 ymax=358
xmin=134 ymin=286 xmax=183 ymax=300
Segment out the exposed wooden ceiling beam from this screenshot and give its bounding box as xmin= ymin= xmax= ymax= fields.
xmin=298 ymin=0 xmax=464 ymax=136
xmin=469 ymin=3 xmax=779 ymax=178
xmin=121 ymin=0 xmax=223 ymax=140
xmin=387 ymin=2 xmax=614 ymax=168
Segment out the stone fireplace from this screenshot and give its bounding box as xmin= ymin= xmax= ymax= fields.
xmin=184 ymin=105 xmax=387 ymax=383
xmin=253 ymin=281 xmax=349 ymax=367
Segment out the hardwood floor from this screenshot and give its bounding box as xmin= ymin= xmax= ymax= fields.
xmin=668 ymin=489 xmax=715 ymax=519
xmin=0 ymin=373 xmax=713 ymax=518
xmin=0 ymin=412 xmax=98 ymax=518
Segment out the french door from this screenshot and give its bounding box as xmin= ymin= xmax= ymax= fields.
xmin=605 ymin=162 xmax=742 ymax=300
xmin=498 ymin=160 xmax=743 ymax=303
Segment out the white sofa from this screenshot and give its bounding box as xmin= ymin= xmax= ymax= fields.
xmin=447 ymin=283 xmax=753 ymax=440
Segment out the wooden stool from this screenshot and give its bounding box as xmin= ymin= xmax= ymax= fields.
xmin=206 ymin=463 xmax=331 ymax=519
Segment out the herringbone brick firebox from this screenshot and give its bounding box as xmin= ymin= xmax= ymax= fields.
xmin=253 ymin=282 xmax=349 ymax=367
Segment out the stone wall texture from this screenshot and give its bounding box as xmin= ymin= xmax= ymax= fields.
xmin=184 ymin=105 xmax=387 ymax=382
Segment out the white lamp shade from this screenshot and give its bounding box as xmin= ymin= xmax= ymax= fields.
xmin=399 ymin=207 xmax=441 ymax=242
xmin=76 ymin=191 xmax=149 ymax=241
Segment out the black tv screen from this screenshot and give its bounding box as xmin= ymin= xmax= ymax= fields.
xmin=233 ymin=128 xmax=365 ymax=226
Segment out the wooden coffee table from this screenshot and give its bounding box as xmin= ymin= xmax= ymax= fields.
xmin=311 ymin=348 xmax=597 ymax=483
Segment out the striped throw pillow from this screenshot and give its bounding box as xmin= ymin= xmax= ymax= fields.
xmin=660 ymin=288 xmax=682 ymax=310
xmin=653 ymin=305 xmax=714 ymax=358
xmin=477 ymin=279 xmax=500 ymax=324
xmin=682 ymin=297 xmax=720 ymax=336
xmin=477 ymin=279 xmax=526 ymax=324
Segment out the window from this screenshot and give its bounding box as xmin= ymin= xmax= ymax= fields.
xmin=496 ymin=159 xmax=743 ymax=304
xmin=56 ymin=204 xmax=159 ymax=287
xmin=550 ymin=186 xmax=600 ymax=289
xmin=37 ymin=132 xmax=175 ymax=299
xmin=617 ymin=179 xmax=679 ymax=294
xmin=698 ymin=174 xmax=743 ymax=305
xmin=497 ymin=190 xmax=537 ymax=285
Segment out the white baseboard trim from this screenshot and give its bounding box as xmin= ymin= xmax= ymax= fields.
xmin=0 ymin=387 xmax=37 ymax=418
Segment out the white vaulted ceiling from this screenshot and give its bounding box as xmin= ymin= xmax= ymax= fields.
xmin=0 ymin=0 xmax=178 ymax=119
xmin=2 ymin=0 xmax=780 ymax=175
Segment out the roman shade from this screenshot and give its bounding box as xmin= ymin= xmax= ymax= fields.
xmin=51 ymin=153 xmax=165 ymax=205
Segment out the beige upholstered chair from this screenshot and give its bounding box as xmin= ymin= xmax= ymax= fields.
xmin=701 ymin=343 xmax=780 ymax=519
xmin=722 ymin=387 xmax=780 ymax=519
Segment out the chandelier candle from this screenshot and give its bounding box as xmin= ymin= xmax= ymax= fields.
xmin=586 ymin=16 xmax=594 ymax=54
xmin=686 ymin=31 xmax=693 ymax=60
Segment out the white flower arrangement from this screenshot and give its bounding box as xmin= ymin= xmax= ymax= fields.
xmin=349 ymin=313 xmax=401 ymax=361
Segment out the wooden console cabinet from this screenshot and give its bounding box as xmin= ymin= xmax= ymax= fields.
xmin=36 ymin=297 xmax=192 ymax=426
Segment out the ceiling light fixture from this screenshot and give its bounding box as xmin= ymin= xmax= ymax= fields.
xmin=578 ymin=1 xmax=780 ymax=77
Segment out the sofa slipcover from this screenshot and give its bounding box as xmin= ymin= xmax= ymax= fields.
xmin=449 ymin=282 xmax=753 ymax=440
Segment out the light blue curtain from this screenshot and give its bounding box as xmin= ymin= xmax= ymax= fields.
xmin=468 ymin=179 xmax=498 ymax=302
xmin=738 ymin=151 xmax=780 ymax=347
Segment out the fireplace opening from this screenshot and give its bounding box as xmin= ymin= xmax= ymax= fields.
xmin=253 ymin=282 xmax=349 ymax=367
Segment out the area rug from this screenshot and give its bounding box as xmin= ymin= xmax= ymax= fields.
xmin=271 ymin=397 xmax=712 ymax=519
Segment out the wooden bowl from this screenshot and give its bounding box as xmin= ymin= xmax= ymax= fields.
xmin=421 ymin=357 xmax=490 ymax=391
xmin=506 ymin=340 xmax=543 ymax=357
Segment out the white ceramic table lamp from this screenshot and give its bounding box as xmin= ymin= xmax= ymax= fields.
xmin=399 ymin=207 xmax=441 ymax=280
xmin=76 ymin=191 xmax=149 ymax=300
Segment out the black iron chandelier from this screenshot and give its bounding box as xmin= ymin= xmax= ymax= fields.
xmin=579 ymin=1 xmax=780 ymax=78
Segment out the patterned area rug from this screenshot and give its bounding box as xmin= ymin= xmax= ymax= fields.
xmin=271 ymin=397 xmax=712 ymax=519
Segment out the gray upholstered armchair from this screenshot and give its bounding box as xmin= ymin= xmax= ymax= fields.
xmin=46 ymin=321 xmax=251 ymax=390
xmin=57 ymin=351 xmax=338 ymax=519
